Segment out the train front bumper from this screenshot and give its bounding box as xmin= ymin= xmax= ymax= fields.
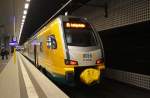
xmin=80 ymin=68 xmax=100 ymax=85
xmin=65 ymin=66 xmax=102 ymax=85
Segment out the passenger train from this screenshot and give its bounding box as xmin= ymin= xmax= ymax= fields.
xmin=23 ymin=15 xmax=105 ymax=85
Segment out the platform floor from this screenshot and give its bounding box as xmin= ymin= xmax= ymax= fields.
xmin=0 ymin=56 xmax=10 ymax=73
xmin=0 ymin=52 xmax=68 ymax=98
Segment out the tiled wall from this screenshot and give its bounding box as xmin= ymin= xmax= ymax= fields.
xmin=73 ymin=0 xmax=150 ymax=31
xmin=105 ymin=68 xmax=150 ymax=90
xmin=93 ymin=0 xmax=150 ymax=31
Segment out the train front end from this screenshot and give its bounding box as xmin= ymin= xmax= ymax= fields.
xmin=61 ymin=16 xmax=105 ymax=85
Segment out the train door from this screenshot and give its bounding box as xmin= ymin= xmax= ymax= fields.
xmin=34 ymin=45 xmax=38 ymax=67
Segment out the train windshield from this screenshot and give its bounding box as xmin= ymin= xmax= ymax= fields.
xmin=64 ymin=22 xmax=97 ymax=47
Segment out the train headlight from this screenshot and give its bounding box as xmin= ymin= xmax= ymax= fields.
xmin=96 ymin=58 xmax=103 ymax=64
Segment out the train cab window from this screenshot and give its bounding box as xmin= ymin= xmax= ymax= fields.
xmin=65 ymin=29 xmax=97 ymax=47
xmin=47 ymin=35 xmax=57 ymax=49
xmin=64 ymin=22 xmax=98 ymax=47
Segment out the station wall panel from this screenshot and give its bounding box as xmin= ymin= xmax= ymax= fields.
xmin=105 ymin=68 xmax=150 ymax=90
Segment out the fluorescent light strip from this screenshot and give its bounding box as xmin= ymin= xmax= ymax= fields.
xmin=26 ymin=0 xmax=31 ymax=2
xmin=22 ymin=19 xmax=25 ymax=22
xmin=24 ymin=3 xmax=29 ymax=9
xmin=23 ymin=10 xmax=27 ymax=15
xmin=18 ymin=1 xmax=31 ymax=43
xmin=23 ymin=15 xmax=26 ymax=19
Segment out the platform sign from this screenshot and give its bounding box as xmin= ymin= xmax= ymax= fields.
xmin=13 ymin=37 xmax=17 ymax=42
xmin=9 ymin=41 xmax=18 ymax=46
xmin=9 ymin=37 xmax=18 ymax=46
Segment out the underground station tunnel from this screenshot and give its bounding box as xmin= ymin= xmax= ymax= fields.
xmin=0 ymin=0 xmax=150 ymax=98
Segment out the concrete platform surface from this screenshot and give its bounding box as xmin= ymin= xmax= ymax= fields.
xmin=0 ymin=52 xmax=69 ymax=98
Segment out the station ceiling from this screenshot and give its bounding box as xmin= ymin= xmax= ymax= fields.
xmin=19 ymin=0 xmax=91 ymax=45
xmin=0 ymin=0 xmax=24 ymax=41
xmin=0 ymin=0 xmax=107 ymax=45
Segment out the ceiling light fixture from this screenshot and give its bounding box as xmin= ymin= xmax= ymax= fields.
xmin=23 ymin=10 xmax=27 ymax=15
xmin=26 ymin=0 xmax=31 ymax=2
xmin=24 ymin=3 xmax=29 ymax=9
xmin=18 ymin=0 xmax=31 ymax=43
xmin=22 ymin=19 xmax=25 ymax=23
xmin=22 ymin=15 xmax=26 ymax=19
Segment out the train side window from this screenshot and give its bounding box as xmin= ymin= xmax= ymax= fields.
xmin=47 ymin=35 xmax=57 ymax=49
xmin=47 ymin=36 xmax=52 ymax=48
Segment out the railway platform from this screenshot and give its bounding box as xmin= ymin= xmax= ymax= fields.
xmin=0 ymin=52 xmax=69 ymax=98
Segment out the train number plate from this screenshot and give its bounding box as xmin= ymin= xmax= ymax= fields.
xmin=83 ymin=53 xmax=92 ymax=61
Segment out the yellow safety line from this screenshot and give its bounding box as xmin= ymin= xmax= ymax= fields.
xmin=14 ymin=48 xmax=16 ymax=64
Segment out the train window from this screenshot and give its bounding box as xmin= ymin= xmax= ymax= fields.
xmin=47 ymin=35 xmax=57 ymax=49
xmin=65 ymin=29 xmax=97 ymax=47
xmin=47 ymin=36 xmax=52 ymax=48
